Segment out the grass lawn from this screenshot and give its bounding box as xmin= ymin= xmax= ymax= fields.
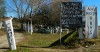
xmin=19 ymin=33 xmax=63 ymax=47
xmin=98 ymin=30 xmax=100 ymax=38
xmin=6 ymin=30 xmax=100 ymax=52
xmin=6 ymin=32 xmax=67 ymax=52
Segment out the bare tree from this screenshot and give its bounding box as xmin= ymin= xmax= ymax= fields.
xmin=51 ymin=0 xmax=69 ymax=26
xmin=6 ymin=0 xmax=46 ymax=30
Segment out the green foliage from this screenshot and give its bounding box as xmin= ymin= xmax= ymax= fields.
xmin=62 ymin=31 xmax=79 ymax=48
xmin=12 ymin=18 xmax=20 ymax=28
xmin=5 ymin=30 xmax=100 ymax=52
xmin=64 ymin=31 xmax=78 ymax=44
xmin=0 ymin=0 xmax=5 ymax=17
xmin=32 ymin=5 xmax=53 ymax=26
xmin=19 ymin=33 xmax=65 ymax=47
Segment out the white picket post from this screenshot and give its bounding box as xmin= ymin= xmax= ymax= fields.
xmin=28 ymin=22 xmax=29 ymax=33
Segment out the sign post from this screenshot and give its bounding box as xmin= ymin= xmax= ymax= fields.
xmin=4 ymin=18 xmax=16 ymax=50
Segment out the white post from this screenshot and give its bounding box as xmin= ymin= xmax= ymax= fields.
xmin=52 ymin=28 xmax=54 ymax=33
xmin=28 ymin=22 xmax=29 ymax=33
xmin=56 ymin=27 xmax=57 ymax=33
xmin=30 ymin=21 xmax=33 ymax=35
xmin=47 ymin=27 xmax=49 ymax=29
xmin=85 ymin=6 xmax=98 ymax=38
xmin=4 ymin=18 xmax=16 ymax=50
xmin=67 ymin=29 xmax=69 ymax=34
xmin=24 ymin=23 xmax=26 ymax=31
xmin=60 ymin=28 xmax=62 ymax=44
xmin=50 ymin=27 xmax=52 ymax=34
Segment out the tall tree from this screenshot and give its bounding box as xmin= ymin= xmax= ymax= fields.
xmin=51 ymin=0 xmax=69 ymax=26
xmin=0 ymin=0 xmax=5 ymax=17
xmin=32 ymin=4 xmax=52 ymax=26
xmin=6 ymin=0 xmax=46 ymax=30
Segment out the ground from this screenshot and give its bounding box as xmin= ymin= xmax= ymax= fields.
xmin=0 ymin=33 xmax=24 ymax=52
xmin=0 ymin=30 xmax=100 ymax=52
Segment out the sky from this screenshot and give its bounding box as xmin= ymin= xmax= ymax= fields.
xmin=83 ymin=0 xmax=100 ymax=26
xmin=5 ymin=0 xmax=100 ymax=26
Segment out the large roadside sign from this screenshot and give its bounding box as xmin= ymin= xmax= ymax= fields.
xmin=85 ymin=6 xmax=98 ymax=38
xmin=61 ymin=2 xmax=82 ymax=29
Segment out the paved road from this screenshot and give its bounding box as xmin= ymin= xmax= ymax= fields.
xmin=0 ymin=33 xmax=24 ymax=52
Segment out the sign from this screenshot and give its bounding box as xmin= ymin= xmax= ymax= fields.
xmin=85 ymin=6 xmax=98 ymax=38
xmin=4 ymin=18 xmax=16 ymax=50
xmin=61 ymin=2 xmax=82 ymax=29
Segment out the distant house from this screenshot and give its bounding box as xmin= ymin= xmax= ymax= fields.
xmin=0 ymin=17 xmax=10 ymax=29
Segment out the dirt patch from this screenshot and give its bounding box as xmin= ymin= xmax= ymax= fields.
xmin=0 ymin=33 xmax=24 ymax=52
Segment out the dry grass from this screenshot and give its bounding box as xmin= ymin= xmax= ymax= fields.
xmin=6 ymin=32 xmax=67 ymax=52
xmin=18 ymin=32 xmax=67 ymax=47
xmin=6 ymin=30 xmax=100 ymax=52
xmin=98 ymin=30 xmax=100 ymax=38
xmin=0 ymin=28 xmax=6 ymax=36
